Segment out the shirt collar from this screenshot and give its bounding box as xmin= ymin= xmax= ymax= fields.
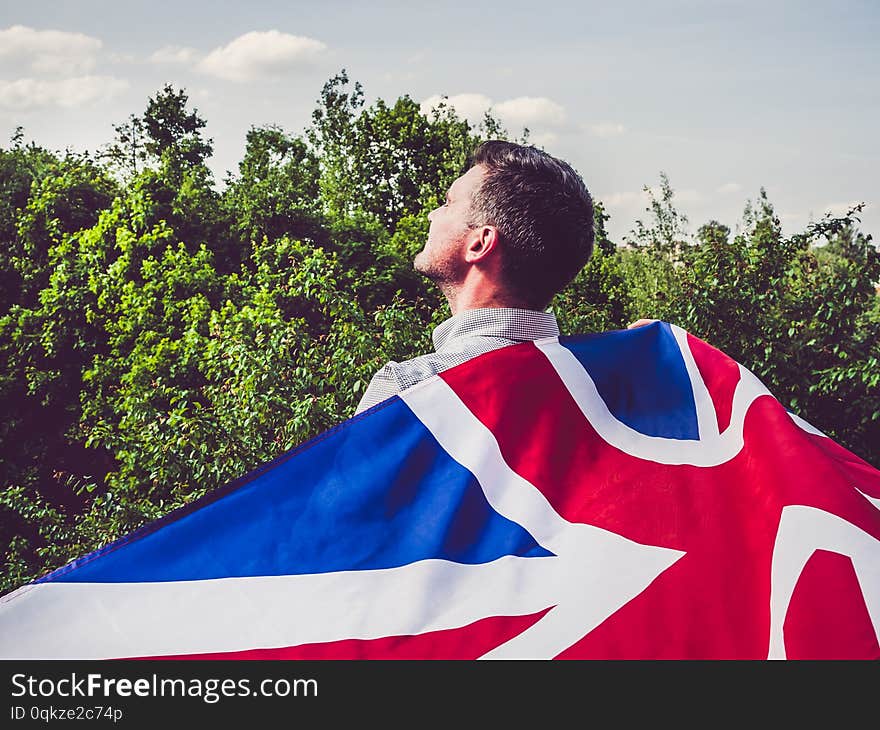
xmin=431 ymin=307 xmax=560 ymax=352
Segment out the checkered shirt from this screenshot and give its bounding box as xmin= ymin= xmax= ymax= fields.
xmin=354 ymin=307 xmax=560 ymax=415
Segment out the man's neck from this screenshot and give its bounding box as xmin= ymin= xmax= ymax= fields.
xmin=445 ymin=285 xmax=532 ymax=316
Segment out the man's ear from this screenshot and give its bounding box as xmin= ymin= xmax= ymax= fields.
xmin=465 ymin=225 xmax=499 ymax=263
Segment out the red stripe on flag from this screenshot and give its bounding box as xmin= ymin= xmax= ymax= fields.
xmin=784 ymin=550 xmax=880 ymax=659
xmin=132 ymin=609 xmax=551 ymax=660
xmin=686 ymin=333 xmax=739 ymax=434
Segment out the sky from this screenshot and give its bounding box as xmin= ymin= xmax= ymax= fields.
xmin=1 ymin=0 xmax=878 ymax=243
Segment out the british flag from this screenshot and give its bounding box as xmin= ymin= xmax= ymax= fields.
xmin=1 ymin=321 xmax=878 ymax=659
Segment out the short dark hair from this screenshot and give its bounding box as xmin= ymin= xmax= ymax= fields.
xmin=467 ymin=140 xmax=594 ymax=309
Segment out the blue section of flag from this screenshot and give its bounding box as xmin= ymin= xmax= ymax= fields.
xmin=43 ymin=397 xmax=551 ymax=583
xmin=559 ymin=322 xmax=699 ymax=440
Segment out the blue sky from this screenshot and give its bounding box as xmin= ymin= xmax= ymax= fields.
xmin=1 ymin=0 xmax=877 ymax=242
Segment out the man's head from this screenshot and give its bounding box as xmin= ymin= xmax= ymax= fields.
xmin=415 ymin=140 xmax=594 ymax=310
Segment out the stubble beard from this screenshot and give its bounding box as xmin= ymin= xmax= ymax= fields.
xmin=414 ymin=246 xmax=461 ymax=301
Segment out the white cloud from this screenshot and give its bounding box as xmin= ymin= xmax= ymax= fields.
xmin=494 ymin=96 xmax=567 ymax=128
xmin=589 ymin=122 xmax=626 ymax=138
xmin=0 ymin=76 xmax=128 ymax=110
xmin=601 ymin=191 xmax=642 ymax=208
xmin=601 ymin=186 xmax=704 ymax=209
xmin=527 ymin=131 xmax=558 ymax=148
xmin=0 ymin=25 xmax=102 ymax=75
xmin=149 ymin=45 xmax=199 ymax=65
xmin=108 ymin=52 xmax=138 ymax=64
xmin=717 ymin=182 xmax=742 ymax=194
xmin=420 ymin=93 xmax=493 ymax=124
xmin=420 ymin=93 xmax=567 ymax=136
xmin=197 ymin=30 xmax=326 ymax=82
xmin=674 ymin=189 xmax=704 ymax=204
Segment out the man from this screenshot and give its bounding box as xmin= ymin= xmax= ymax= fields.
xmin=354 ymin=139 xmax=595 ymax=415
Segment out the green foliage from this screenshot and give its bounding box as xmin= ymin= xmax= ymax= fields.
xmin=0 ymin=74 xmax=877 ymax=595
xmin=553 ymin=203 xmax=629 ymax=333
xmin=142 ymin=85 xmax=213 ymax=169
xmin=308 ymin=70 xmax=498 ymax=233
xmin=662 ymin=192 xmax=879 ymax=460
xmin=0 ymin=138 xmax=116 ymax=312
xmin=102 ymin=85 xmax=213 ymax=181
xmin=222 ymin=125 xmax=324 ymax=257
xmin=625 ymin=171 xmax=691 ymax=255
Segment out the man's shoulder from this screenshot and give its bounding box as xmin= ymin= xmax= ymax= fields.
xmin=375 ymin=333 xmax=527 ymax=389
xmin=355 ymin=353 xmax=448 ymax=415
xmin=373 ymin=352 xmax=456 ymax=391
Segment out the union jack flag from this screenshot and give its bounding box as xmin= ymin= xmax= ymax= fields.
xmin=1 ymin=321 xmax=878 ymax=659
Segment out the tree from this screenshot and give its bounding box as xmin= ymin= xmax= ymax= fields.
xmin=143 ymin=85 xmax=213 ymax=169
xmin=101 ymin=114 xmax=147 ymax=180
xmin=0 ymin=148 xmax=119 ymax=587
xmin=664 ymin=191 xmax=879 ymax=462
xmin=0 ymin=135 xmax=71 ymax=312
xmin=222 ymin=125 xmax=325 ymax=260
xmin=625 ymin=171 xmax=691 ymax=255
